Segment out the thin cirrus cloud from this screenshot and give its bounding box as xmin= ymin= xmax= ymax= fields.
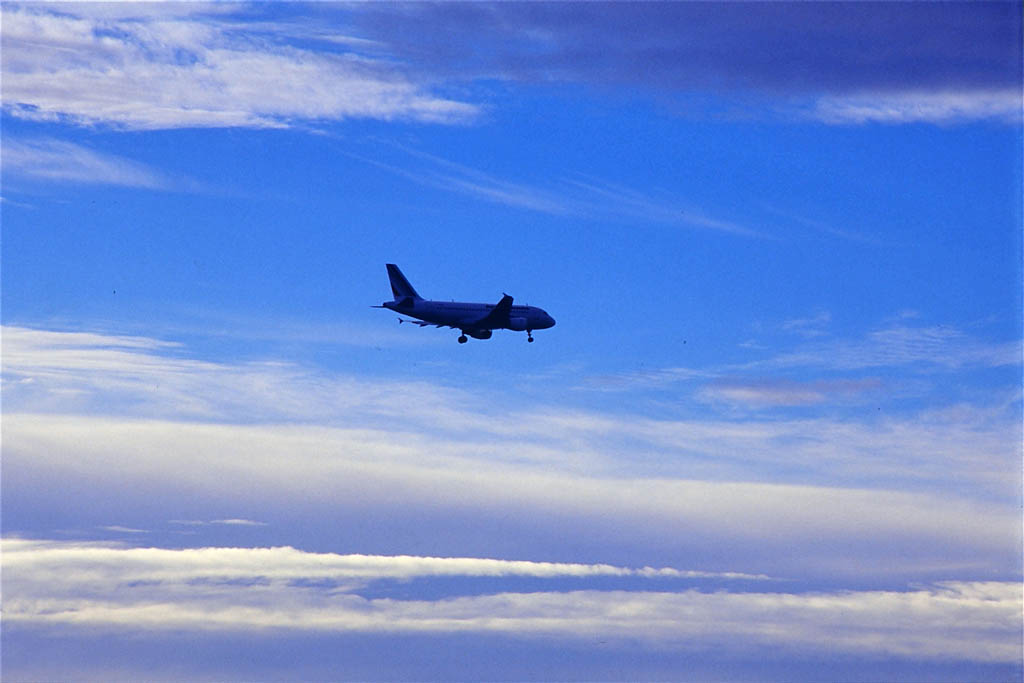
xmin=348 ymin=144 xmax=758 ymax=235
xmin=1 ymin=324 xmax=477 ymax=424
xmin=696 ymin=377 xmax=883 ymax=407
xmin=97 ymin=525 xmax=147 ymax=534
xmin=780 ymin=311 xmax=832 ymax=337
xmin=2 ymin=138 xmax=173 ymax=189
xmin=761 ymin=325 xmax=1022 ymax=372
xmin=170 ymin=519 xmax=268 ymax=528
xmin=343 ymin=148 xmax=575 ymax=217
xmin=3 ymin=539 xmax=1020 ymax=664
xmin=584 ymin=321 xmax=1021 ymax=394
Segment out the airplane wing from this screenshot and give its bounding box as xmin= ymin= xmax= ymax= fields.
xmin=471 ymin=294 xmax=513 ymax=330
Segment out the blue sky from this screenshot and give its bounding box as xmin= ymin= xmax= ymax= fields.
xmin=2 ymin=3 xmax=1022 ymax=681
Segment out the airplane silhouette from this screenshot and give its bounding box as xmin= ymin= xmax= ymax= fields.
xmin=375 ymin=264 xmax=555 ymax=343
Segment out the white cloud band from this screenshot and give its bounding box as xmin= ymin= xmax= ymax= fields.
xmin=813 ymin=90 xmax=1022 ymax=125
xmin=3 ymin=540 xmax=1019 ymax=663
xmin=1 ymin=539 xmax=763 ymax=584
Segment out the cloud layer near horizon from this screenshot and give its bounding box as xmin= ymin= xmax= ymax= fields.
xmin=3 ymin=325 xmax=1021 ymax=583
xmin=4 ymin=539 xmax=1020 ymax=664
xmin=2 ymin=316 xmax=1021 ymax=678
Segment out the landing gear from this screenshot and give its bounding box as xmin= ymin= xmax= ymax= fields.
xmin=527 ymin=331 xmax=534 ymax=343
xmin=458 ymin=334 xmax=468 ymax=344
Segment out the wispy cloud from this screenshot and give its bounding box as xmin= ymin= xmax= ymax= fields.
xmin=98 ymin=526 xmax=147 ymax=534
xmin=211 ymin=519 xmax=267 ymax=527
xmin=1 ymin=324 xmax=472 ymax=423
xmin=760 ymin=205 xmax=888 ymax=245
xmin=2 ymin=138 xmax=172 ymax=188
xmin=0 ymin=5 xmax=477 ymax=130
xmin=812 ymin=90 xmax=1023 ymax=126
xmin=761 ymin=325 xmax=1021 ymax=372
xmin=562 ymin=176 xmax=759 ymax=236
xmin=171 ymin=519 xmax=268 ymax=528
xmin=350 ymin=144 xmax=758 ymax=235
xmin=345 ymin=148 xmax=573 ymax=216
xmin=780 ymin=311 xmax=832 ymax=338
xmin=587 ymin=321 xmax=1020 ymax=393
xmin=4 ymin=325 xmax=1019 ymax=498
xmin=697 ymin=377 xmax=882 ymax=407
xmin=4 ymin=539 xmax=1019 ymax=663
xmin=579 ymin=365 xmax=714 ymax=392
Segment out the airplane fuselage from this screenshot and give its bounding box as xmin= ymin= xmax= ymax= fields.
xmin=384 ymin=298 xmax=555 ymax=336
xmin=378 ymin=264 xmax=555 ymax=343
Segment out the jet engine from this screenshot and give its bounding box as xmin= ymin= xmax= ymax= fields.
xmin=468 ymin=330 xmax=493 ymax=340
xmin=507 ymin=317 xmax=529 ymax=331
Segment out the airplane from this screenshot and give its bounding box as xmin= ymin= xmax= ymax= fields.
xmin=375 ymin=263 xmax=555 ymax=343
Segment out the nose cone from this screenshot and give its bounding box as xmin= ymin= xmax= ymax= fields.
xmin=542 ymin=312 xmax=556 ymax=329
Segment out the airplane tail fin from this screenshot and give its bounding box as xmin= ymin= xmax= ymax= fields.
xmin=386 ymin=264 xmax=422 ymax=301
